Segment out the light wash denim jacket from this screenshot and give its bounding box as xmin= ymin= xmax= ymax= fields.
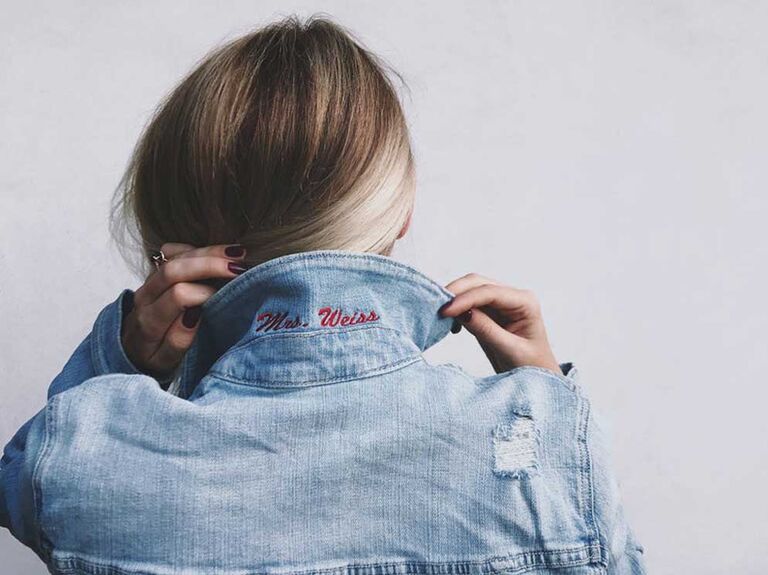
xmin=1 ymin=250 xmax=645 ymax=574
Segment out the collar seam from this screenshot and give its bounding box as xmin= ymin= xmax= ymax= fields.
xmin=219 ymin=323 xmax=419 ymax=358
xmin=207 ymin=355 xmax=425 ymax=389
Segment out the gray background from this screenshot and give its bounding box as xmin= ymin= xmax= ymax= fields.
xmin=1 ymin=2 xmax=766 ymax=573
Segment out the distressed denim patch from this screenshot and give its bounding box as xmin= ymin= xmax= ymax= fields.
xmin=492 ymin=415 xmax=540 ymax=479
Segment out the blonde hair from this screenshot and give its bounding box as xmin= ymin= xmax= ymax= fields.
xmin=110 ymin=14 xmax=415 ymax=277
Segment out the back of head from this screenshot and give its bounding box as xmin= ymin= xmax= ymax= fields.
xmin=111 ymin=15 xmax=415 ymax=275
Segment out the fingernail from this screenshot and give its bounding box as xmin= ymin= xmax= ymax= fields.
xmin=228 ymin=262 xmax=247 ymax=275
xmin=182 ymin=306 xmax=202 ymax=328
xmin=460 ymin=309 xmax=473 ymax=323
xmin=450 ymin=318 xmax=462 ymax=334
xmin=438 ymin=300 xmax=454 ymax=315
xmin=224 ymin=244 xmax=245 ymax=257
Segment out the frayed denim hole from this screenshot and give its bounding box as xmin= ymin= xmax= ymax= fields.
xmin=492 ymin=415 xmax=540 ymax=479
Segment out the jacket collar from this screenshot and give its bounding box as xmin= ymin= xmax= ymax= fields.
xmin=176 ymin=250 xmax=457 ymax=397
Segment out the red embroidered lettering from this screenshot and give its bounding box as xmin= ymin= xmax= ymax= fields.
xmin=317 ymin=306 xmax=380 ymax=328
xmin=255 ymin=311 xmax=309 ymax=332
xmin=255 ymin=307 xmax=380 ymax=332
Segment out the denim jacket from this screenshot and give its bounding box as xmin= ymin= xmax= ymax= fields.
xmin=1 ymin=250 xmax=645 ymax=574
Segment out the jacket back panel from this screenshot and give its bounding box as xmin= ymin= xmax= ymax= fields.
xmin=37 ymin=359 xmax=601 ymax=574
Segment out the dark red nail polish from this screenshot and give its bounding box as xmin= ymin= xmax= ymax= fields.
xmin=439 ymin=300 xmax=454 ymax=315
xmin=182 ymin=306 xmax=202 ymax=328
xmin=224 ymin=245 xmax=245 ymax=257
xmin=460 ymin=309 xmax=473 ymax=323
xmin=228 ymin=262 xmax=247 ymax=274
xmin=450 ymin=318 xmax=462 ymax=334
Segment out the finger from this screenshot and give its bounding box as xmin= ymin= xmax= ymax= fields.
xmin=444 ymin=272 xmax=501 ymax=296
xmin=158 ymin=242 xmax=198 ymax=259
xmin=142 ymin=243 xmax=198 ymax=285
xmin=171 ymin=243 xmax=247 ymax=261
xmin=139 ymin=282 xmax=216 ymax=336
xmin=136 ymin=256 xmax=247 ymax=306
xmin=459 ymin=306 xmax=524 ymax=351
xmin=439 ymin=284 xmax=539 ymax=318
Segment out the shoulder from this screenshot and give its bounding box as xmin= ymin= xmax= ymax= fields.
xmin=480 ymin=363 xmax=582 ymax=393
xmin=424 ymin=360 xmax=592 ymax=460
xmin=47 ymin=373 xmax=195 ymax=441
xmin=418 ymin=361 xmax=610 ymax=563
xmin=476 ymin=364 xmax=590 ymax=438
xmin=51 ymin=373 xmax=163 ymax=408
xmin=434 ymin=361 xmax=586 ymax=410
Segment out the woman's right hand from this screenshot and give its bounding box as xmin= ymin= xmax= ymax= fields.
xmin=439 ymin=273 xmax=562 ymax=376
xmin=121 ymin=242 xmax=249 ymax=380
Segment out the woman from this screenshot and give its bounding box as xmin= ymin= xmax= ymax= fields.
xmin=0 ymin=15 xmax=645 ymax=574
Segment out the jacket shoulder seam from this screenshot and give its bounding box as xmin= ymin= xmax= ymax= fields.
xmin=579 ymin=392 xmax=606 ymax=561
xmin=433 ymin=362 xmax=476 ymax=386
xmin=494 ymin=365 xmax=582 ymax=394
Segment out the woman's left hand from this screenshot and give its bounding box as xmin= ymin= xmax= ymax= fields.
xmin=121 ymin=242 xmax=248 ymax=380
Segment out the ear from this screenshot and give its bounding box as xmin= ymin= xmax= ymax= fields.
xmin=396 ymin=208 xmax=412 ymax=240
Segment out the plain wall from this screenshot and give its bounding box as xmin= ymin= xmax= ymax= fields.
xmin=1 ymin=2 xmax=766 ymax=573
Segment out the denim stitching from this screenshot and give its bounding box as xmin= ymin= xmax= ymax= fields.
xmin=50 ymin=543 xmax=604 ymax=575
xmin=209 ymin=354 xmax=424 ymax=388
xmin=495 ymin=365 xmax=579 ymax=394
xmin=31 ymin=394 xmax=58 ymax=563
xmin=582 ymin=397 xmax=605 ymax=563
xmin=220 ymin=323 xmax=413 ymax=357
xmin=576 ymin=394 xmax=588 ymax=520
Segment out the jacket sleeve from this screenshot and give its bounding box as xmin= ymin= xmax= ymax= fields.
xmin=46 ymin=288 xmax=148 ymax=398
xmin=0 ymin=288 xmax=170 ymax=550
xmin=557 ymin=363 xmax=646 ymax=573
xmin=585 ymin=390 xmax=647 ymax=572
